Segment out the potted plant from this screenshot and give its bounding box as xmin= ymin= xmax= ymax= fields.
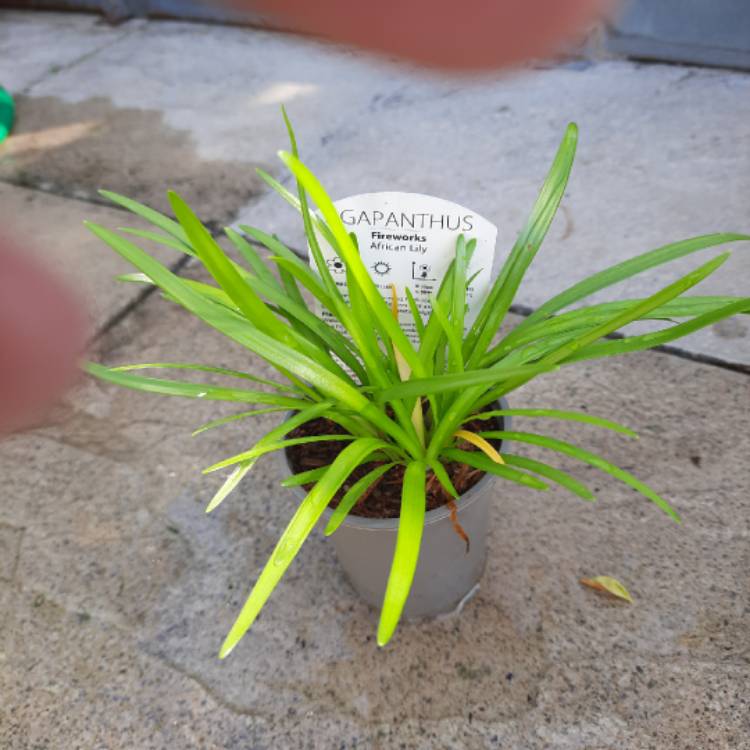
xmin=84 ymin=114 xmax=749 ymax=658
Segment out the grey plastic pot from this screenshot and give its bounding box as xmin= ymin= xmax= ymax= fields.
xmin=282 ymin=398 xmax=510 ymax=620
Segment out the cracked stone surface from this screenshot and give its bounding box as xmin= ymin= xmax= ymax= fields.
xmin=0 ymin=182 xmax=181 ymax=332
xmin=0 ymin=14 xmax=400 ymax=220
xmin=0 ymin=523 xmax=23 ymax=583
xmin=1 ymin=11 xmax=749 ymax=750
xmin=1 ymin=259 xmax=749 ymax=748
xmin=2 ymin=12 xmax=748 ymax=362
xmin=0 ymin=11 xmax=129 ymax=94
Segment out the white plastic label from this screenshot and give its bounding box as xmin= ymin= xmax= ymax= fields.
xmin=311 ymin=192 xmax=497 ymax=345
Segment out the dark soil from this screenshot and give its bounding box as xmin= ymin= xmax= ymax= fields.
xmin=285 ymin=412 xmax=503 ymax=519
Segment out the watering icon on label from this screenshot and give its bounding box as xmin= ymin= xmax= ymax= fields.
xmin=411 ymin=262 xmax=436 ymax=281
xmin=326 ymin=258 xmax=345 ymax=274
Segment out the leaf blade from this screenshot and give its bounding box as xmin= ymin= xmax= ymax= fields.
xmin=502 ymin=454 xmax=595 ymax=501
xmin=478 ymin=430 xmax=680 ymax=521
xmin=465 ymin=123 xmax=578 ymax=366
xmin=203 ymin=401 xmax=335 ymax=511
xmin=205 ymin=462 xmax=254 ymax=513
xmin=468 ymin=408 xmax=638 ymax=438
xmin=377 ymin=461 xmax=426 ymax=646
xmin=279 ymin=150 xmax=425 ymax=378
xmin=500 ymin=233 xmax=749 ymax=353
xmin=219 ymin=437 xmax=390 ymax=657
xmin=324 ymin=462 xmax=395 ymax=535
xmin=85 ymin=362 xmax=304 ymax=408
xmin=441 ymin=448 xmax=549 ymax=490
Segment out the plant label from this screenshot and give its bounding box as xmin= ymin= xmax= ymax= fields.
xmin=312 ymin=192 xmax=497 ymax=344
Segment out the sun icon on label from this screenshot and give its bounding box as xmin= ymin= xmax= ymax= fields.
xmin=371 ymin=260 xmax=391 ymax=276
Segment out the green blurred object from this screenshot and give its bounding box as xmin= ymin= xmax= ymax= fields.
xmin=0 ymin=87 xmax=15 ymax=142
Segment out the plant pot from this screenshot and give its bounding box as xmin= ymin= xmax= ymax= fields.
xmin=282 ymin=398 xmax=511 ymax=619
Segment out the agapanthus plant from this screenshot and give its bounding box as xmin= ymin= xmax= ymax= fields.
xmin=85 ymin=113 xmax=749 ymax=656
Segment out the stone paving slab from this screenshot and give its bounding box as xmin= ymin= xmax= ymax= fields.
xmin=2 ymin=14 xmax=748 ymax=362
xmin=0 ymin=13 xmax=749 ymax=748
xmin=0 ymin=182 xmax=181 ymax=332
xmin=235 ymin=61 xmax=750 ymax=366
xmin=1 ymin=260 xmax=748 ymax=748
xmin=0 ymin=11 xmax=130 ymax=95
xmin=19 ymin=19 xmax=401 ymax=164
xmin=0 ymin=91 xmax=264 ymax=224
xmin=0 ymin=17 xmax=401 ymax=219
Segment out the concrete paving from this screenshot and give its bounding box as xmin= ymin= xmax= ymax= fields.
xmin=1 ymin=10 xmax=750 ymax=750
xmin=0 ymin=13 xmax=750 ymax=364
xmin=2 ymin=11 xmax=748 ymax=363
xmin=0 ymin=182 xmax=181 ymax=332
xmin=1 ymin=261 xmax=749 ymax=749
xmin=236 ymin=61 xmax=750 ymax=366
xmin=0 ymin=11 xmax=401 ymax=218
xmin=0 ymin=11 xmax=129 ymax=94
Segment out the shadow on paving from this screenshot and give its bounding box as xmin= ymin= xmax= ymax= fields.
xmin=0 ymin=94 xmax=262 ymax=224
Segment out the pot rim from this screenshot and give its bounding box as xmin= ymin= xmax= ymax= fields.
xmin=281 ymin=397 xmax=511 ymax=530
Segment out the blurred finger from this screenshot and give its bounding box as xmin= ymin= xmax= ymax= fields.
xmin=244 ymin=0 xmax=610 ymax=71
xmin=0 ymin=237 xmax=88 ymax=435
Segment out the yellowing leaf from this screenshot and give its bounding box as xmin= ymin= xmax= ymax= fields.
xmin=580 ymin=576 xmax=633 ymax=603
xmin=388 ymin=283 xmax=411 ymax=379
xmin=389 ymin=283 xmax=399 ymax=319
xmin=454 ymin=429 xmax=504 ymax=464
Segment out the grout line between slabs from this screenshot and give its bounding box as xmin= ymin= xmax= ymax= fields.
xmin=20 ymin=19 xmax=143 ymax=96
xmin=92 ymin=254 xmax=192 ymax=341
xmin=0 ymin=179 xmax=133 ymax=209
xmin=91 ymin=220 xmax=248 ymax=341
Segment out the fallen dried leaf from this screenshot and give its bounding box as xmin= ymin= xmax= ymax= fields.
xmin=580 ymin=576 xmax=633 ymax=603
